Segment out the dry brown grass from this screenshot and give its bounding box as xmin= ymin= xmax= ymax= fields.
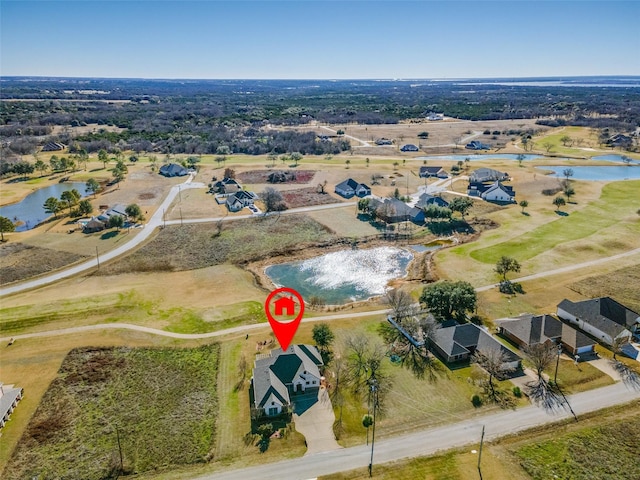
xmin=569 ymin=264 xmax=640 ymax=313
xmin=0 ymin=243 xmax=87 ymax=285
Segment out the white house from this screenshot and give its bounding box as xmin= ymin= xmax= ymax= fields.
xmin=251 ymin=345 xmax=323 ymax=417
xmin=557 ymin=297 xmax=640 ymax=346
xmin=335 ymin=178 xmax=371 ymax=198
xmin=481 ymin=181 xmax=515 ymax=202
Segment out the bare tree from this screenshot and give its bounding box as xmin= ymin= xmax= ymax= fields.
xmin=472 ymin=348 xmax=515 ymax=402
xmin=342 ymin=334 xmax=390 ymax=407
xmin=523 ymin=343 xmax=573 ymax=416
xmin=260 ymin=187 xmax=287 ymax=214
xmin=384 ymin=288 xmax=416 ymax=322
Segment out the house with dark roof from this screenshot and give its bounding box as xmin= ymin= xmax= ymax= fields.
xmin=82 ymin=217 xmax=106 ymax=233
xmin=159 ymin=163 xmax=188 ymax=177
xmin=498 ymin=314 xmax=596 ymax=357
xmin=557 ymin=297 xmax=640 ymax=346
xmin=211 ymin=177 xmax=241 ymax=195
xmin=465 ymin=140 xmax=491 ymax=150
xmin=375 ymin=138 xmax=393 ymax=145
xmin=400 ymin=144 xmax=419 ymax=152
xmin=226 ymin=190 xmax=257 ymax=212
xmin=369 ymin=197 xmax=425 ymax=224
xmin=1 ymin=382 xmax=23 ymax=429
xmin=419 ymin=166 xmax=448 ymax=178
xmin=97 ymin=204 xmax=127 ymax=223
xmin=251 ymin=345 xmax=323 ymax=417
xmin=335 ymin=178 xmax=371 ymax=198
xmin=415 ymin=193 xmax=449 ymax=208
xmin=429 ymin=323 xmax=521 ymax=370
xmin=607 ymin=133 xmax=633 ymax=149
xmin=469 ymin=168 xmax=510 ymax=183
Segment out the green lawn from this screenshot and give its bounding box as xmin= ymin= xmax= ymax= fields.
xmin=469 ymin=180 xmax=640 ymax=264
xmin=551 ymin=358 xmax=613 ymax=393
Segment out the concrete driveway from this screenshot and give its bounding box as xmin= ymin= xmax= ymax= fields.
xmin=293 ymin=387 xmax=342 ymax=455
xmin=589 ymin=358 xmax=622 ymax=381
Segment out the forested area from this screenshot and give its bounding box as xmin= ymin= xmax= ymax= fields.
xmin=1 ymin=77 xmax=639 ymax=164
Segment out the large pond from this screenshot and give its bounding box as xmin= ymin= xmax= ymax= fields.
xmin=265 ymin=246 xmax=413 ymax=305
xmin=540 ymin=166 xmax=640 ymax=181
xmin=590 ymin=154 xmax=640 ymax=164
xmin=0 ymin=182 xmax=89 ymax=231
xmin=415 ymin=154 xmax=545 ymax=162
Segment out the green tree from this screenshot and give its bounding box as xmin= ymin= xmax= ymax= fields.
xmin=60 ymin=189 xmax=81 ymax=215
xmin=519 ymin=199 xmax=529 ymax=214
xmin=564 ymin=185 xmax=575 ymax=202
xmin=495 ymin=256 xmax=521 ymax=282
xmin=560 ymin=135 xmax=572 ymax=147
xmin=49 ymin=155 xmax=62 ymax=172
xmin=85 ymin=178 xmax=101 ymax=198
xmin=553 ymin=196 xmax=566 ymax=211
xmin=13 ymin=161 xmax=35 ymax=179
xmin=43 ymin=197 xmax=62 ymax=219
xmin=108 ymin=214 xmax=125 ymax=230
xmin=517 ymin=153 xmax=525 ymax=167
xmin=449 ymin=197 xmax=473 ymax=217
xmin=419 ymin=280 xmax=477 ymax=323
xmin=216 ymin=145 xmax=231 ymax=155
xmin=98 ymin=149 xmax=109 ymax=168
xmin=34 ymin=159 xmax=49 ymax=176
xmin=312 ymin=324 xmax=335 ymax=353
xmin=357 ymin=198 xmax=371 ymax=213
xmin=562 ymin=168 xmax=574 ymax=181
xmin=290 ymin=152 xmax=303 ymax=166
xmin=125 ymin=203 xmax=144 ymax=222
xmin=0 ymin=216 xmax=15 ymax=242
xmin=77 ymin=199 xmax=93 ymax=216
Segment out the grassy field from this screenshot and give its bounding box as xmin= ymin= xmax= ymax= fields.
xmin=2 ymin=345 xmax=220 ymax=480
xmin=569 ymin=263 xmax=640 ymax=313
xmin=99 ymin=214 xmax=335 ymax=275
xmin=0 ymin=243 xmax=87 ymax=285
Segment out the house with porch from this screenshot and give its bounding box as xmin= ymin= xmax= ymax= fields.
xmin=480 ymin=181 xmax=516 ymax=203
xmin=1 ymin=382 xmax=23 ymax=429
xmin=251 ymin=345 xmax=323 ymax=417
xmin=369 ymin=197 xmax=425 ymax=224
xmin=226 ymin=190 xmax=257 ymax=212
xmin=557 ymin=297 xmax=640 ymax=346
xmin=159 ymin=163 xmax=188 ymax=177
xmin=415 ymin=193 xmax=449 ymax=208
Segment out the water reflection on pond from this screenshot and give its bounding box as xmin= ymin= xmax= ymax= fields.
xmin=265 ymin=246 xmax=413 ymax=305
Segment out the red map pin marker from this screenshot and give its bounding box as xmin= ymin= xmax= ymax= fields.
xmin=264 ymin=287 xmax=305 ymax=351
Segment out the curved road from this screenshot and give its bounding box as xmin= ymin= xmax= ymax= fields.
xmin=0 ymin=175 xmax=356 ymax=297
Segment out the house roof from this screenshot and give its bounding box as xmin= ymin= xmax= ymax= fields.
xmin=558 ymin=297 xmax=640 ymax=338
xmin=500 ymin=314 xmax=562 ymax=345
xmin=336 ymin=178 xmax=359 ymax=191
xmin=470 ymin=168 xmax=509 ymax=183
xmin=416 ymin=193 xmax=449 ymax=208
xmin=419 ymin=166 xmax=444 ymax=175
xmin=430 ymin=323 xmax=520 ymax=363
xmin=560 ymin=323 xmax=596 ymax=349
xmin=159 ymin=163 xmax=187 ymax=176
xmin=370 ymin=197 xmax=423 ymax=221
xmin=252 ymin=344 xmax=323 ymax=409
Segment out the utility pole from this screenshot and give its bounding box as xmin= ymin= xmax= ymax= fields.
xmin=96 ymin=246 xmax=100 ymax=270
xmin=554 ymin=344 xmax=562 ymax=384
xmin=477 ymin=424 xmax=485 ymax=480
xmin=368 ymin=377 xmax=378 ymax=478
xmin=115 ymin=423 xmax=123 ymax=474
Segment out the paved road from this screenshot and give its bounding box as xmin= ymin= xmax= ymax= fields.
xmin=198 ymin=381 xmax=640 ymax=480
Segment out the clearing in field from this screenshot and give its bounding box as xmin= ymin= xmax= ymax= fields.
xmin=2 ymin=345 xmax=220 ymax=480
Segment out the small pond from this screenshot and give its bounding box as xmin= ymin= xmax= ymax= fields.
xmin=590 ymin=154 xmax=640 ymax=164
xmin=540 ymin=166 xmax=640 ymax=181
xmin=408 ymin=238 xmax=455 ymax=252
xmin=0 ymin=182 xmax=90 ymax=231
xmin=415 ymin=154 xmax=545 ymax=162
xmin=265 ymin=246 xmax=413 ymax=305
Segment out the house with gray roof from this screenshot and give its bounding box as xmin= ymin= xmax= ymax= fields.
xmin=335 ymin=178 xmax=371 ymax=198
xmin=469 ymin=168 xmax=509 ymax=184
xmin=429 ymin=323 xmax=521 ymax=370
xmin=226 ymin=190 xmax=257 ymax=212
xmin=419 ymin=166 xmax=448 ymax=178
xmin=369 ymin=197 xmax=425 ymax=224
xmin=416 ymin=193 xmax=449 ymax=208
xmin=251 ymin=345 xmax=323 ymax=417
xmin=557 ymin=297 xmax=640 ymax=346
xmin=480 ymin=181 xmax=515 ymax=203
xmin=498 ymin=314 xmax=596 ymax=357
xmin=159 ymin=163 xmax=188 ymax=177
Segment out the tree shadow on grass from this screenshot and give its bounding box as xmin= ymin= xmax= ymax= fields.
xmin=101 ymin=230 xmax=119 ymax=240
xmin=521 ymin=211 xmax=530 ymax=216
xmin=555 ymin=211 xmax=569 ymax=217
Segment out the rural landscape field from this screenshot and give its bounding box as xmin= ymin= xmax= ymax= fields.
xmin=1 ymin=73 xmax=639 ymax=480
xmin=4 ymin=0 xmax=640 ymax=468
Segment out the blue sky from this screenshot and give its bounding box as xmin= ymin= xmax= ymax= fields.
xmin=1 ymin=1 xmax=639 ymax=79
